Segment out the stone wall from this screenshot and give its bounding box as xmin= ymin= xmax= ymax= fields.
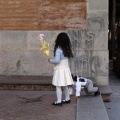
xmin=0 ymin=0 xmax=108 ymax=85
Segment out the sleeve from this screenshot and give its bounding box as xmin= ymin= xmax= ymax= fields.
xmin=81 ymin=81 xmax=87 ymax=86
xmin=75 ymin=81 xmax=82 ymax=97
xmin=49 ymin=48 xmax=61 ymax=64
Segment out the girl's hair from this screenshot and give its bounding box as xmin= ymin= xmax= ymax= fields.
xmin=54 ymin=32 xmax=73 ymax=58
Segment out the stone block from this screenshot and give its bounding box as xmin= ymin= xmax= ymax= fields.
xmin=0 ymin=50 xmax=53 ymax=76
xmin=87 ymin=11 xmax=108 ymax=31
xmin=98 ymin=85 xmax=112 ymax=102
xmin=1 ymin=31 xmax=28 ymax=50
xmin=27 ymin=31 xmax=50 ymax=50
xmin=0 ymin=50 xmax=23 ymax=75
xmin=19 ymin=50 xmax=53 ymax=76
xmin=68 ymin=30 xmax=108 ymax=50
xmin=0 ymin=32 xmax=1 ymax=49
xmin=77 ymin=95 xmax=109 ymax=120
xmin=87 ymin=0 xmax=108 ymax=11
xmin=68 ymin=30 xmax=94 ymax=50
xmin=27 ymin=31 xmax=64 ymax=51
xmin=96 ymin=76 xmax=109 ymax=85
xmin=93 ymin=31 xmax=108 ymax=50
xmin=101 ymin=94 xmax=111 ymax=102
xmin=0 ymin=84 xmax=55 ymax=91
xmin=0 ymin=30 xmax=109 ymax=87
xmin=92 ymin=51 xmax=109 ymax=76
xmin=70 ymin=50 xmax=109 ymax=85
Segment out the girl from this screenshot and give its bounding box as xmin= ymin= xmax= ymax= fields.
xmin=48 ymin=32 xmax=74 ymax=106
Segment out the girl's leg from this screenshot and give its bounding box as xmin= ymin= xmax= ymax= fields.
xmin=68 ymin=86 xmax=74 ymax=95
xmin=56 ymin=86 xmax=62 ymax=103
xmin=62 ymin=86 xmax=70 ymax=101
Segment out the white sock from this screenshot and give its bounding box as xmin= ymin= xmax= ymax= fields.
xmin=56 ymin=86 xmax=62 ymax=103
xmin=63 ymin=86 xmax=70 ymax=101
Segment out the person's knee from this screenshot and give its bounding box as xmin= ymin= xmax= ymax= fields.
xmin=87 ymin=88 xmax=94 ymax=93
xmin=87 ymin=89 xmax=93 ymax=93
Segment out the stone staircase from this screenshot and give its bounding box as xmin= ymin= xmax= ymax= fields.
xmin=76 ymin=93 xmax=109 ymax=120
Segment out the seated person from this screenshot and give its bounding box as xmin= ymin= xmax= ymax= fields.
xmin=69 ymin=75 xmax=100 ymax=98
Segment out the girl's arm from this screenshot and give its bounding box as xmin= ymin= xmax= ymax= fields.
xmin=49 ymin=49 xmax=61 ymax=64
xmin=81 ymin=81 xmax=87 ymax=86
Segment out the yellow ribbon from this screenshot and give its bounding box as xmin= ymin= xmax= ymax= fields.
xmin=38 ymin=34 xmax=50 ymax=58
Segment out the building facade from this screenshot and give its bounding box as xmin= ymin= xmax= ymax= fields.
xmin=0 ymin=0 xmax=108 ymax=85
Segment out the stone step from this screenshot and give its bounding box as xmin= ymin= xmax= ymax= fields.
xmin=0 ymin=84 xmax=55 ymax=91
xmin=0 ymin=76 xmax=96 ymax=84
xmin=98 ymin=85 xmax=113 ymax=102
xmin=0 ymin=76 xmax=97 ymax=91
xmin=0 ymin=79 xmax=52 ymax=85
xmin=0 ymin=75 xmax=52 ymax=84
xmin=0 ymin=75 xmax=54 ymax=91
xmin=76 ymin=94 xmax=109 ymax=120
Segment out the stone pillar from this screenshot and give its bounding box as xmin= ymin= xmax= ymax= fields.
xmin=86 ymin=0 xmax=109 ymax=85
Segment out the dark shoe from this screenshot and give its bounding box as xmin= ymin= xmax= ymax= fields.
xmin=52 ymin=102 xmax=62 ymax=106
xmin=62 ymin=99 xmax=71 ymax=104
xmin=97 ymin=91 xmax=100 ymax=95
xmin=94 ymin=90 xmax=100 ymax=96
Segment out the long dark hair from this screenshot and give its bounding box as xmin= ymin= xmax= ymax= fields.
xmin=54 ymin=32 xmax=73 ymax=58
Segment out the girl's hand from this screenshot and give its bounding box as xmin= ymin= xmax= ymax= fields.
xmin=48 ymin=57 xmax=50 ymax=62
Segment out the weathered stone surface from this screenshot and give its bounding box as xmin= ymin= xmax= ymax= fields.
xmin=0 ymin=29 xmax=109 ymax=85
xmin=96 ymin=76 xmax=109 ymax=85
xmin=0 ymin=84 xmax=55 ymax=91
xmin=0 ymin=0 xmax=109 ymax=86
xmin=0 ymin=30 xmax=108 ymax=51
xmin=77 ymin=95 xmax=109 ymax=120
xmin=0 ymin=32 xmax=1 ymax=49
xmin=68 ymin=30 xmax=108 ymax=50
xmin=20 ymin=50 xmax=53 ymax=76
xmin=98 ymin=85 xmax=112 ymax=102
xmin=0 ymin=50 xmax=53 ymax=76
xmin=87 ymin=11 xmax=108 ymax=31
xmin=0 ymin=50 xmax=23 ymax=75
xmin=1 ymin=31 xmax=28 ymax=50
xmin=93 ymin=31 xmax=108 ymax=50
xmin=92 ymin=50 xmax=109 ymax=76
xmin=87 ymin=0 xmax=108 ymax=11
xmin=27 ymin=31 xmax=59 ymax=50
xmin=70 ymin=50 xmax=108 ymax=78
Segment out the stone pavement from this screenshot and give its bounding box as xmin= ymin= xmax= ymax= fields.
xmin=0 ymin=91 xmax=77 ymax=120
xmin=104 ymin=70 xmax=120 ymax=120
xmin=1 ymin=69 xmax=120 ymax=120
xmin=77 ymin=94 xmax=109 ymax=120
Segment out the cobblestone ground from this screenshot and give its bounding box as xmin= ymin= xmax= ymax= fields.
xmin=0 ymin=91 xmax=77 ymax=120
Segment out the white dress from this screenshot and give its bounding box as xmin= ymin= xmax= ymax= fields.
xmin=52 ymin=59 xmax=74 ymax=86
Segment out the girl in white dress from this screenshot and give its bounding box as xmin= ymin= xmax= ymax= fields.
xmin=48 ymin=32 xmax=74 ymax=106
